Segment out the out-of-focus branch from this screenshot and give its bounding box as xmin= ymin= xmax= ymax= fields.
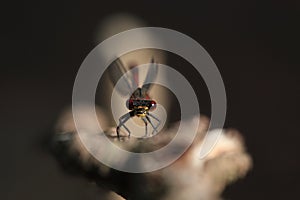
xmin=52 ymin=106 xmax=252 ymax=200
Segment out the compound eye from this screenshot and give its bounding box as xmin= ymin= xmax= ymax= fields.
xmin=141 ymin=87 xmax=147 ymax=97
xmin=133 ymin=88 xmax=142 ymax=98
xmin=149 ymin=100 xmax=157 ymax=111
xmin=126 ymin=99 xmax=134 ymax=110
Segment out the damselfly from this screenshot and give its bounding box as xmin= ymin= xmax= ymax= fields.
xmin=108 ymin=57 xmax=161 ymax=139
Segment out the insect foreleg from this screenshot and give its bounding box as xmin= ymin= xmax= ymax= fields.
xmin=147 ymin=113 xmax=161 ymax=135
xmin=141 ymin=117 xmax=148 ymax=137
xmin=146 ymin=115 xmax=158 ymax=135
xmin=117 ymin=112 xmax=132 ymax=138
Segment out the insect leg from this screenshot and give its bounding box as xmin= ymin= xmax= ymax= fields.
xmin=141 ymin=117 xmax=148 ymax=137
xmin=147 ymin=113 xmax=161 ymax=135
xmin=145 ymin=115 xmax=158 ymax=135
xmin=117 ymin=112 xmax=132 ymax=138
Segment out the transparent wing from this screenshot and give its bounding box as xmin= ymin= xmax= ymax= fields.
xmin=108 ymin=58 xmax=137 ymax=96
xmin=142 ymin=57 xmax=158 ymax=92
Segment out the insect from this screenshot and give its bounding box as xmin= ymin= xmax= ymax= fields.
xmin=108 ymin=57 xmax=161 ymax=139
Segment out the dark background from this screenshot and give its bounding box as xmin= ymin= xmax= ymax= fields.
xmin=1 ymin=0 xmax=300 ymax=199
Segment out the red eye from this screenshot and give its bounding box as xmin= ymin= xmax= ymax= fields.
xmin=149 ymin=100 xmax=157 ymax=111
xmin=127 ymin=99 xmax=134 ymax=110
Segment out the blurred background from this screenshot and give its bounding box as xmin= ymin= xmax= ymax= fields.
xmin=1 ymin=0 xmax=300 ymax=199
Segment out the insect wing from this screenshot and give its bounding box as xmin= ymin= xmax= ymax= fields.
xmin=142 ymin=58 xmax=158 ymax=92
xmin=108 ymin=58 xmax=137 ymax=96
